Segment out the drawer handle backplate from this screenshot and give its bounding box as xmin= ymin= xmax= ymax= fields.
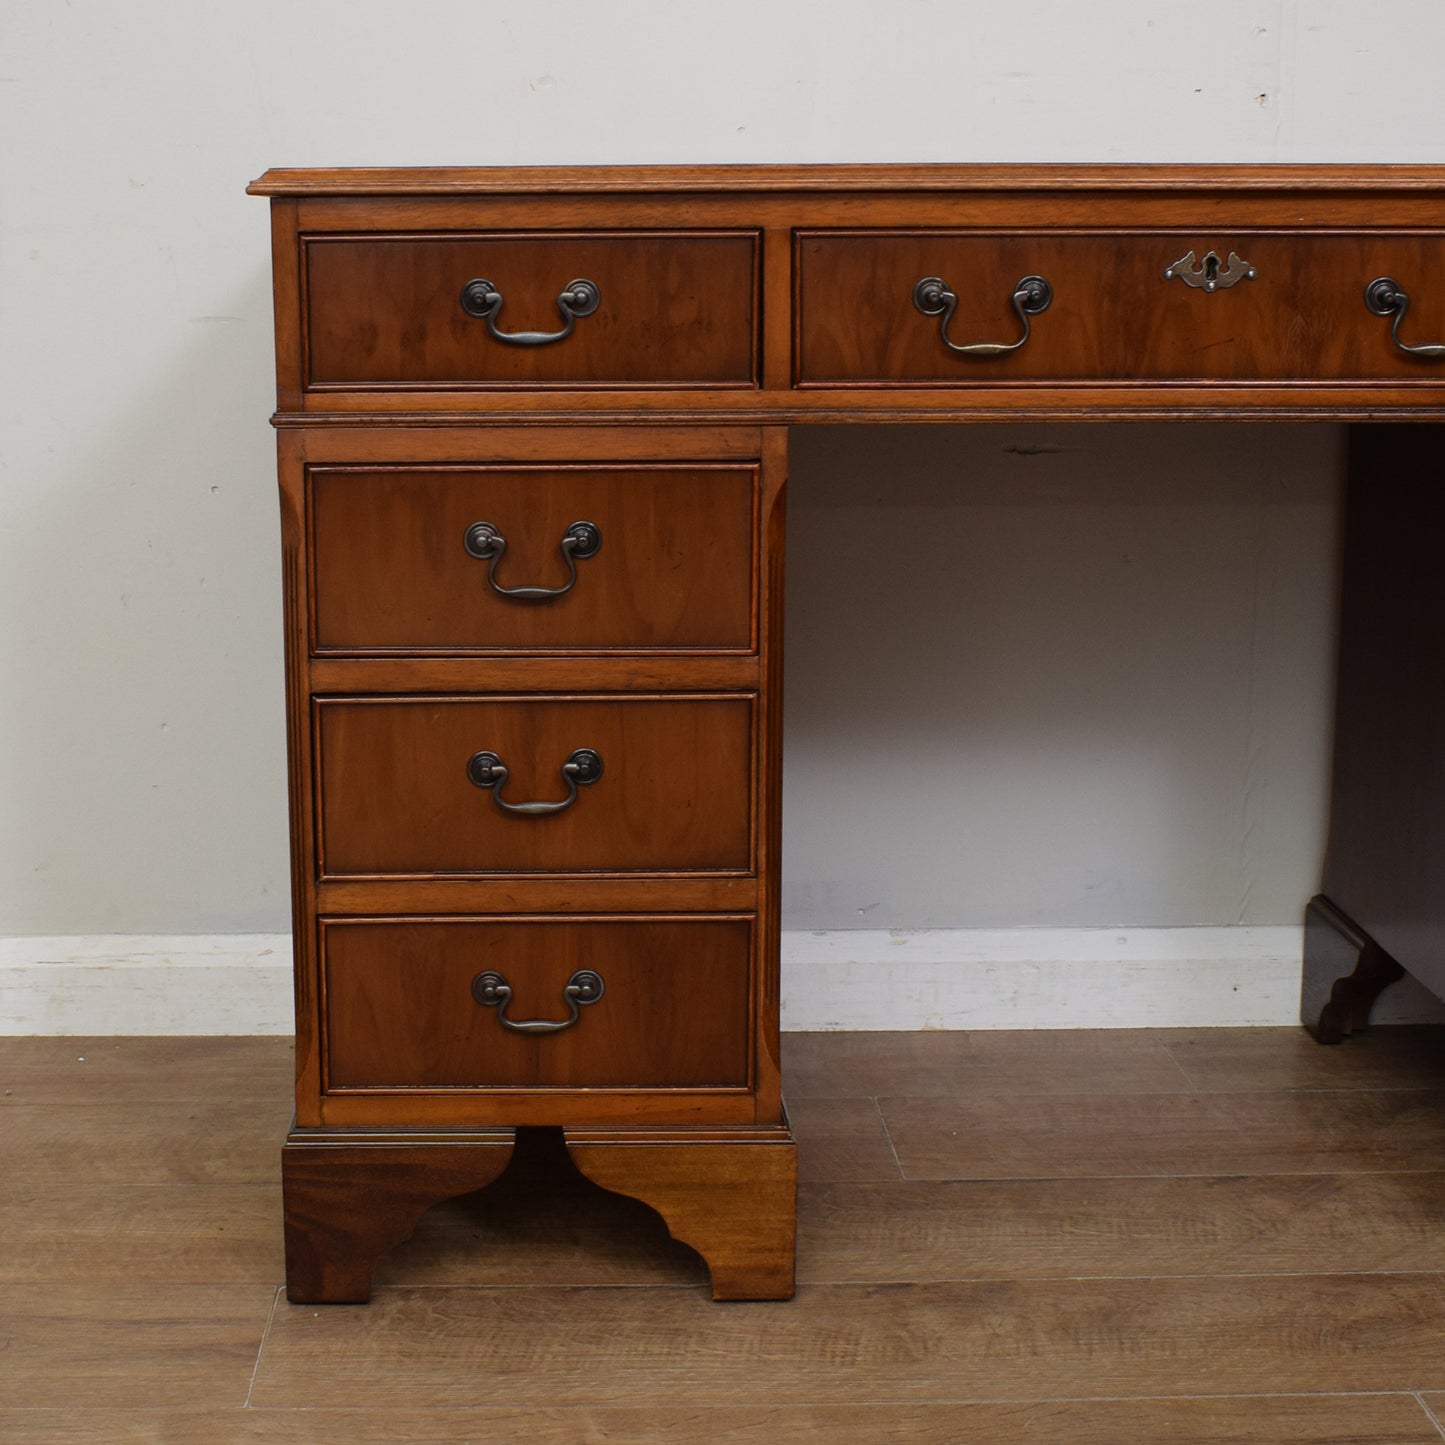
xmin=463 ymin=519 xmax=602 ymax=599
xmin=471 ymin=968 xmax=605 ymax=1034
xmin=459 ymin=276 xmax=601 ymax=346
xmin=1366 ymin=278 xmax=1445 ymax=358
xmin=912 ymin=275 xmax=1052 ymax=357
xmin=466 ymin=746 xmax=604 ymax=815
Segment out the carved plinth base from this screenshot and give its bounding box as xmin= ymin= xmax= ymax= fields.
xmin=566 ymin=1123 xmax=798 ymax=1300
xmin=282 ymin=1126 xmax=516 ymax=1303
xmin=281 ymin=1118 xmax=798 ymax=1304
xmin=1302 ymin=895 xmax=1406 ymax=1044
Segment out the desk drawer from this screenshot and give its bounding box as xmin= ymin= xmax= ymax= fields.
xmin=797 ymin=230 xmax=1445 ymax=384
xmin=322 ymin=915 xmax=752 ymax=1091
xmin=304 ymin=231 xmax=759 ymax=389
xmin=310 ymin=463 xmax=757 ymax=654
xmin=316 ymin=694 xmax=754 ymax=877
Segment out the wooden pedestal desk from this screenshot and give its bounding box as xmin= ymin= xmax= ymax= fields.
xmin=248 ymin=165 xmax=1445 ymax=1304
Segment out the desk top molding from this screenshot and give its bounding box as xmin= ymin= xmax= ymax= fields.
xmin=249 ymin=163 xmax=1445 ymax=197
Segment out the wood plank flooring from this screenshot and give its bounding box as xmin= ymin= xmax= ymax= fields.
xmin=2 ymin=1027 xmax=1444 ymax=1442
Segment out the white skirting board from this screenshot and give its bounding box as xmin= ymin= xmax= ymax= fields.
xmin=3 ymin=928 xmax=1444 ymax=1036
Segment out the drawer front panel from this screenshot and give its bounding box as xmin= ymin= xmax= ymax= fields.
xmin=322 ymin=916 xmax=753 ymax=1090
xmin=310 ymin=463 xmax=756 ymax=654
xmin=316 ymin=695 xmax=754 ymax=877
xmin=797 ymin=231 xmax=1445 ymax=384
xmin=304 ymin=232 xmax=759 ymax=388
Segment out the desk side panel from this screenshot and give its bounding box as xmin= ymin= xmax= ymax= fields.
xmin=1322 ymin=424 xmax=1445 ymax=1002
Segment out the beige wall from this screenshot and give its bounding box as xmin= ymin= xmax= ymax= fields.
xmin=783 ymin=425 xmax=1341 ymax=929
xmin=1 ymin=1 xmax=1438 ymax=936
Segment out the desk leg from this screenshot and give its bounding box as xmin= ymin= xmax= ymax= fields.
xmin=566 ymin=1122 xmax=798 ymax=1300
xmin=1302 ymin=895 xmax=1406 ymax=1043
xmin=282 ymin=1126 xmax=516 ymax=1303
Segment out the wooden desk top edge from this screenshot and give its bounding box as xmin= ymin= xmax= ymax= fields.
xmin=247 ymin=163 xmax=1445 ymax=197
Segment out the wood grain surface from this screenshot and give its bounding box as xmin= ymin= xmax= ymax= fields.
xmin=8 ymin=1100 xmax=279 ymax=1185
xmin=5 ymin=1396 xmax=1441 ymax=1445
xmin=878 ymin=1087 xmax=1445 ymax=1180
xmin=796 ymin=231 xmax=1445 ymax=384
xmin=7 ymin=1028 xmax=1445 ymax=1438
xmin=314 ymin=692 xmax=755 ymax=877
xmin=321 ymin=915 xmax=753 ymax=1089
xmin=256 ymin=167 xmax=1445 ymax=419
xmin=784 ymin=1096 xmax=904 ymax=1181
xmin=0 ymin=1285 xmax=275 ymax=1409
xmin=0 ymin=1034 xmax=295 ymax=1103
xmin=308 ymin=463 xmax=758 ymax=655
xmin=0 ymin=1184 xmax=284 ymax=1284
xmin=1164 ymin=1023 xmax=1445 ymax=1093
xmin=247 ymin=1274 xmax=1445 ymax=1407
xmin=795 ymin=1173 xmax=1445 ymax=1283
xmin=247 ymin=162 xmax=1445 ymax=194
xmin=304 ymin=231 xmax=759 ymax=389
xmin=781 ymin=1026 xmax=1194 ymax=1098
xmin=567 ymin=1129 xmax=797 ymax=1299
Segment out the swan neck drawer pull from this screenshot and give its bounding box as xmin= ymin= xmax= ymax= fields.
xmin=912 ymin=275 xmax=1052 ymax=357
xmin=1366 ymin=278 xmax=1445 ymax=357
xmin=459 ymin=276 xmax=601 ymax=345
xmin=463 ymin=520 xmax=602 ymax=599
xmin=471 ymin=968 xmax=606 ymax=1034
xmin=466 ymin=746 xmax=603 ymax=815
xmin=1164 ymin=249 xmax=1257 ymax=292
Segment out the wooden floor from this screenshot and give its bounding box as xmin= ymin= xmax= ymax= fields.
xmin=4 ymin=1028 xmax=1445 ymax=1442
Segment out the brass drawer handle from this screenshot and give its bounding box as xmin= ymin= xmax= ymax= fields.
xmin=459 ymin=276 xmax=601 ymax=345
xmin=471 ymin=968 xmax=605 ymax=1034
xmin=912 ymin=274 xmax=1052 ymax=357
xmin=463 ymin=519 xmax=602 ymax=599
xmin=1366 ymin=278 xmax=1445 ymax=358
xmin=1164 ymin=249 xmax=1256 ymax=292
xmin=466 ymin=746 xmax=603 ymax=815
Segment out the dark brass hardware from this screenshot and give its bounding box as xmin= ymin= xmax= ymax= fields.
xmin=1164 ymin=249 xmax=1256 ymax=292
xmin=1365 ymin=277 xmax=1445 ymax=357
xmin=912 ymin=274 xmax=1052 ymax=356
xmin=458 ymin=276 xmax=601 ymax=345
xmin=466 ymin=746 xmax=603 ymax=815
xmin=471 ymin=968 xmax=605 ymax=1034
xmin=463 ymin=519 xmax=602 ymax=599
